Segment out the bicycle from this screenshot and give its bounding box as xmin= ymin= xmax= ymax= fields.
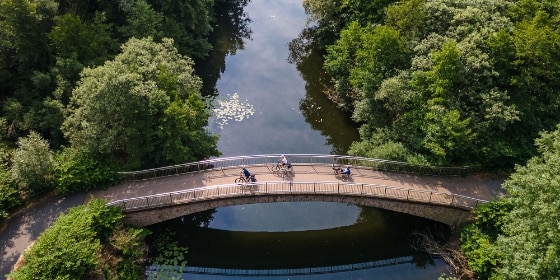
xmin=333 ymin=163 xmax=351 ymax=178
xmin=235 ymin=172 xmax=257 ymax=183
xmin=272 ymin=159 xmax=293 ymax=172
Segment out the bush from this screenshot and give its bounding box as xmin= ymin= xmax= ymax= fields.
xmin=54 ymin=147 xmax=122 ymax=194
xmin=11 ymin=132 xmax=55 ymax=193
xmin=0 ymin=173 xmax=21 ymax=222
xmin=0 ymin=147 xmax=22 ymax=222
xmin=459 ymin=199 xmax=512 ymax=279
xmin=8 ymin=198 xmax=148 ymax=280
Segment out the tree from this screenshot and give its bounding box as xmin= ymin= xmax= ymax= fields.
xmin=11 ymin=131 xmax=54 ymax=193
xmin=119 ymin=0 xmax=164 ymax=40
xmin=63 ymin=37 xmax=219 ymax=170
xmin=148 ymin=0 xmax=214 ymax=58
xmin=48 ymin=12 xmax=116 ymax=67
xmin=494 ymin=124 xmax=560 ymax=279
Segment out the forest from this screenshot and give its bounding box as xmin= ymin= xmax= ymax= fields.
xmin=294 ymin=0 xmax=560 ymax=169
xmin=1 ymin=0 xmax=560 ymax=279
xmin=0 ymin=0 xmax=252 ymax=215
xmin=291 ymin=0 xmax=560 ymax=279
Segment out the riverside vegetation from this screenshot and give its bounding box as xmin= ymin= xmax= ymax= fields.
xmin=1 ymin=0 xmax=560 ymax=279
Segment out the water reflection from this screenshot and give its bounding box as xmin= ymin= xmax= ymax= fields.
xmin=194 ymin=0 xmax=253 ymax=96
xmin=148 ymin=203 xmax=449 ymax=270
xmin=209 ymin=202 xmax=361 ymax=232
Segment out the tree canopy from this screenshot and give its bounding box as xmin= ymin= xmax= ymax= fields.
xmin=63 ymin=37 xmax=219 ymax=169
xmin=460 ymin=124 xmax=560 ymax=279
xmin=303 ymin=0 xmax=560 ymax=168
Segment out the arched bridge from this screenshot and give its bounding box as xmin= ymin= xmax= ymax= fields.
xmin=94 ymin=154 xmax=503 ymax=227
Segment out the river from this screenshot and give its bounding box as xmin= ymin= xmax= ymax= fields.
xmin=152 ymin=0 xmax=452 ymax=279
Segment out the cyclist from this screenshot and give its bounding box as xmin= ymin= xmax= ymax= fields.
xmin=280 ymin=155 xmax=288 ymax=166
xmin=341 ymin=166 xmax=351 ymax=176
xmin=242 ymin=167 xmax=251 ymax=179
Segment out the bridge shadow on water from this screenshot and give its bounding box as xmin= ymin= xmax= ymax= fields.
xmin=146 ymin=207 xmax=451 ymax=277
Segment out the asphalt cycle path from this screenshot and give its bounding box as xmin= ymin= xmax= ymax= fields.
xmin=0 ymin=193 xmax=86 ymax=279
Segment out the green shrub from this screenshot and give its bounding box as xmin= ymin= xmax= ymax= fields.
xmin=54 ymin=147 xmax=122 ymax=194
xmin=8 ymin=198 xmax=149 ymax=279
xmin=459 ymin=199 xmax=512 ymax=279
xmin=0 ymin=147 xmax=22 ymax=222
xmin=7 ymin=199 xmax=128 ymax=280
xmin=0 ymin=173 xmax=21 ymax=221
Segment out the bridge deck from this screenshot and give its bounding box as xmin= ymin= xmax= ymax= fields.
xmin=91 ymin=163 xmax=504 ymax=204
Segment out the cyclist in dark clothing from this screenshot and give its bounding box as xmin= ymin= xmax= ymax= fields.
xmin=242 ymin=167 xmax=251 ymax=179
xmin=341 ymin=167 xmax=351 ymax=175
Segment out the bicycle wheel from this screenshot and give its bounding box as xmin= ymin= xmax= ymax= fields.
xmin=235 ymin=177 xmax=245 ymax=183
xmin=272 ymin=164 xmax=280 ymax=171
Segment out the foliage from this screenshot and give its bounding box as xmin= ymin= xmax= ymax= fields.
xmin=460 ymin=199 xmax=512 ymax=279
xmin=49 ymin=12 xmax=116 ymax=67
xmin=460 ymin=124 xmax=560 ymax=279
xmin=98 ymin=226 xmax=151 ymax=280
xmin=304 ymin=0 xmax=560 ymax=168
xmin=147 ymin=230 xmax=189 ymax=280
xmin=1 ymin=0 xmax=223 ymax=158
xmin=0 ymin=147 xmax=21 ymax=221
xmin=11 ymin=131 xmax=54 ymax=193
xmin=119 ymin=0 xmax=164 ymax=40
xmin=7 ymin=199 xmax=124 ymax=280
xmin=494 ymin=124 xmax=560 ymax=279
xmin=148 ymin=0 xmax=214 ymax=58
xmin=62 ymin=37 xmax=220 ymax=170
xmin=53 ymin=147 xmax=122 ymax=194
xmin=8 ymin=199 xmax=149 ymax=280
xmin=349 ymin=138 xmax=429 ymax=165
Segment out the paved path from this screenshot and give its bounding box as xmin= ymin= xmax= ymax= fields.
xmin=0 ymin=193 xmax=86 ymax=279
xmin=90 ymin=164 xmax=506 ymax=203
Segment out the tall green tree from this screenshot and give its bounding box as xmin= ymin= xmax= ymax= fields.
xmin=63 ymin=37 xmax=219 ymax=170
xmin=148 ymin=0 xmax=214 ymax=58
xmin=494 ymin=124 xmax=560 ymax=279
xmin=49 ymin=12 xmax=115 ymax=67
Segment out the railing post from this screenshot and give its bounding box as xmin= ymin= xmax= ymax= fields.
xmin=169 ymin=193 xmax=172 ymax=203
xmin=146 ymin=197 xmax=149 ymax=207
xmin=451 ymin=195 xmax=455 ymax=206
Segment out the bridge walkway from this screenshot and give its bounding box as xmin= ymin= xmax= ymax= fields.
xmin=90 ymin=163 xmax=504 ymax=204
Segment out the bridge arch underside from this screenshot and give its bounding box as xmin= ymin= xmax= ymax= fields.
xmin=123 ymin=194 xmax=473 ymax=227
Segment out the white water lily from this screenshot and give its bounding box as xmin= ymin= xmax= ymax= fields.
xmin=212 ymin=93 xmax=255 ymax=129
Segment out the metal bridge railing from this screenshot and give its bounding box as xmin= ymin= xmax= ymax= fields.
xmin=117 ymin=154 xmax=479 ymax=181
xmin=106 ymin=181 xmax=487 ymax=212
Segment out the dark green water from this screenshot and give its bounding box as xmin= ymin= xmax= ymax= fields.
xmin=151 ymin=0 xmax=453 ymax=278
xmin=149 ymin=203 xmax=447 ymax=270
